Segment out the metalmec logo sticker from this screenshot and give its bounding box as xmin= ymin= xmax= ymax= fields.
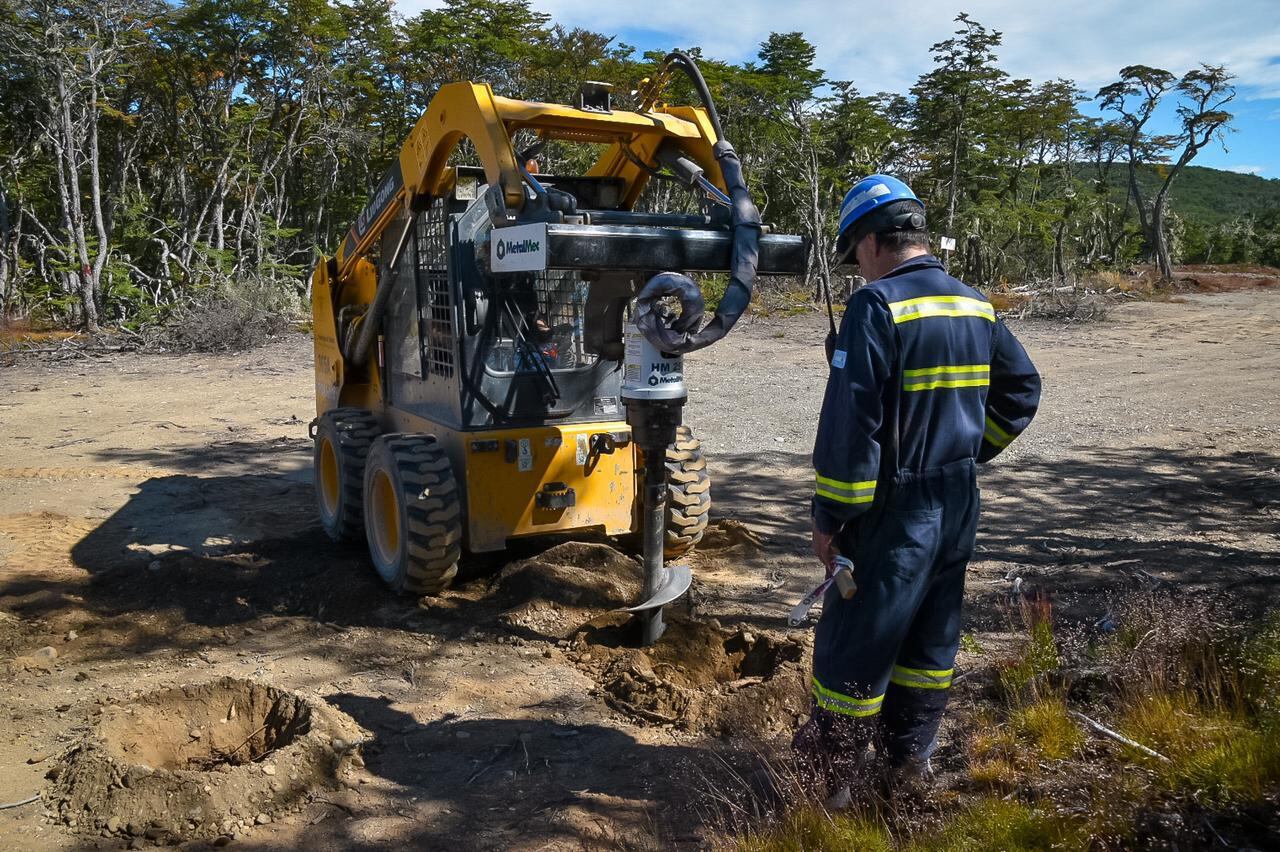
xmin=491 ymin=223 xmax=549 ymax=272
xmin=496 ymin=236 xmax=539 ymax=259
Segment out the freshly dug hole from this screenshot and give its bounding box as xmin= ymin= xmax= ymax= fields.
xmin=99 ymin=678 xmax=311 ymax=770
xmin=48 ymin=678 xmax=365 ymax=842
xmin=574 ymin=613 xmax=809 ymax=735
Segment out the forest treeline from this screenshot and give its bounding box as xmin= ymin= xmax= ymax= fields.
xmin=0 ymin=0 xmax=1275 ymax=332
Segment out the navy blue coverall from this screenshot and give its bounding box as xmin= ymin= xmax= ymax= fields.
xmin=802 ymin=254 xmax=1040 ymax=771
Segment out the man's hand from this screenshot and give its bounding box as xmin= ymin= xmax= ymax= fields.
xmin=812 ymin=523 xmax=837 ymax=578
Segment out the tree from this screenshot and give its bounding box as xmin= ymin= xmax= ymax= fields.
xmin=755 ymin=32 xmax=830 ymax=289
xmin=1 ymin=0 xmax=154 ymax=329
xmin=1097 ymin=65 xmax=1176 ymax=260
xmin=910 ymin=13 xmax=1007 ymax=266
xmin=1148 ymin=65 xmax=1235 ymax=279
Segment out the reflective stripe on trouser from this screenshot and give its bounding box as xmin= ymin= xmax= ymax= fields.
xmin=890 ymin=665 xmax=954 ymax=689
xmin=808 ymin=458 xmax=979 ymax=767
xmin=811 ymin=676 xmax=883 ymax=717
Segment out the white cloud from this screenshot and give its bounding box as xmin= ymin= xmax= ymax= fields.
xmin=1225 ymin=165 xmax=1265 ymax=175
xmin=395 ymin=0 xmax=1280 ymax=98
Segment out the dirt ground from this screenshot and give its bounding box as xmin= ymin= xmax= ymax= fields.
xmin=1 ymin=287 xmax=1278 ymax=850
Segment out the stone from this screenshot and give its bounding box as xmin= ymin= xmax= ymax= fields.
xmin=255 ymin=813 xmax=271 ymax=825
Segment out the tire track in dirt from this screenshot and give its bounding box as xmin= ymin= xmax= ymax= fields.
xmin=0 ymin=466 xmax=174 ymax=482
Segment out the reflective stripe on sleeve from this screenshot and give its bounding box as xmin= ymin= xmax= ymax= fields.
xmin=903 ymin=364 xmax=991 ymax=392
xmin=812 ymin=676 xmax=884 ymax=717
xmin=814 ymin=473 xmax=876 ymax=505
xmin=983 ymin=415 xmax=1015 ymax=449
xmin=889 ymin=665 xmax=954 ymax=690
xmin=888 ymin=296 xmax=996 ymax=325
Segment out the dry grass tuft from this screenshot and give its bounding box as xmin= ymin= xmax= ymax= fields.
xmin=1118 ymin=692 xmax=1280 ymax=802
xmin=915 ymin=798 xmax=1090 ymax=852
xmin=996 ymin=596 xmax=1060 ymax=702
xmin=737 ymin=807 xmax=895 ymax=852
xmin=1010 ymin=697 xmax=1085 ymax=761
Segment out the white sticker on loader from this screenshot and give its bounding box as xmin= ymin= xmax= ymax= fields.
xmin=576 ymin=434 xmax=589 ymax=466
xmin=491 ymin=222 xmax=548 ymax=273
xmin=518 ymin=438 xmax=533 ymax=472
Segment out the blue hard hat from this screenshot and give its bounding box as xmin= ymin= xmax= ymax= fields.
xmin=835 ymin=174 xmax=925 ymax=259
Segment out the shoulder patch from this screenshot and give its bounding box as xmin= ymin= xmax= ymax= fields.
xmin=831 ymin=349 xmax=847 ymax=368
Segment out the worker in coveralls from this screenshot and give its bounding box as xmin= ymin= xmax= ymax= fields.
xmin=795 ymin=175 xmax=1041 ymax=795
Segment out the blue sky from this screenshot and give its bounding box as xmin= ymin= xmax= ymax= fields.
xmin=396 ymin=0 xmax=1280 ymax=178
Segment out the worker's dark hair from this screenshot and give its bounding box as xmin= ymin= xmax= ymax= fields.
xmin=871 ymin=227 xmax=930 ymax=253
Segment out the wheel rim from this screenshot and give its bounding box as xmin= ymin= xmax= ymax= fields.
xmin=369 ymin=468 xmax=401 ymax=571
xmin=318 ymin=437 xmax=340 ymax=520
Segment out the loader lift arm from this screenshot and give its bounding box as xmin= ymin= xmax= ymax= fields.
xmin=334 ymin=81 xmax=729 ymax=283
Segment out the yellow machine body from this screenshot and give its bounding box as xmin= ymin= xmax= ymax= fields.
xmin=311 ymin=79 xmax=734 ymax=556
xmin=383 ymin=412 xmax=639 ymax=552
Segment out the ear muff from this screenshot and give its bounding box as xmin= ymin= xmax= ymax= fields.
xmin=889 ymin=209 xmax=927 ymax=231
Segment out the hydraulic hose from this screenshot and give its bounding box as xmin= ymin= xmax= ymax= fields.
xmin=634 ymin=142 xmax=761 ymax=354
xmin=662 ymin=51 xmax=725 ymax=141
xmin=634 ymin=52 xmax=760 ymax=354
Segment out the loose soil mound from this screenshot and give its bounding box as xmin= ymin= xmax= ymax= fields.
xmin=571 ymin=613 xmax=808 ymax=736
xmin=494 ymin=542 xmax=642 ymax=640
xmin=47 ymin=678 xmax=366 ymax=843
xmin=697 ymin=519 xmax=765 ymax=551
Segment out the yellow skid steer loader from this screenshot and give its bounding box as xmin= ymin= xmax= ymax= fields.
xmin=310 ymin=54 xmax=807 ymax=641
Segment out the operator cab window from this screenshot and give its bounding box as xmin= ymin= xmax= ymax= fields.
xmin=485 ymin=270 xmax=597 ymax=375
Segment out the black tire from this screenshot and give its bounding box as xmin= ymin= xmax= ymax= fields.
xmin=664 ymin=425 xmax=711 ymax=558
xmin=363 ymin=434 xmax=463 ymax=595
xmin=313 ymin=407 xmax=380 ymax=542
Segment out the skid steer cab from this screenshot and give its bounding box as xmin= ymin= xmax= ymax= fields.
xmin=310 ymin=59 xmax=807 ymax=636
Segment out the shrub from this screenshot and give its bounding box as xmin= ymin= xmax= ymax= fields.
xmin=161 ymin=277 xmax=300 ymax=352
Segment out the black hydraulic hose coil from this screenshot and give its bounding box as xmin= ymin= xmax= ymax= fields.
xmin=633 ymin=53 xmax=759 ymax=354
xmin=635 ymin=138 xmax=761 ymax=354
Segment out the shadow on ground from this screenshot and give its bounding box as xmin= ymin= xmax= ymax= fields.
xmin=4 ymin=437 xmax=1267 ymax=658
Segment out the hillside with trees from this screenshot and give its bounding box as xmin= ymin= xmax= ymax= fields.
xmin=0 ymin=0 xmax=1275 ymax=333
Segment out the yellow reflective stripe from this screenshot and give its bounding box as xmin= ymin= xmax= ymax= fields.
xmin=815 ymin=474 xmax=877 ymax=491
xmin=812 ymin=677 xmax=884 ymax=717
xmin=814 ymin=474 xmax=876 ymax=505
xmin=984 ymin=415 xmax=1014 ymax=448
xmin=816 ymin=487 xmax=875 ymax=505
xmin=888 ymin=296 xmax=996 ymax=325
xmin=895 ymin=665 xmax=954 ymax=678
xmin=890 ymin=665 xmax=954 ymax=689
xmin=902 ymin=364 xmax=991 ymax=377
xmin=903 ymin=377 xmax=990 ymax=392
